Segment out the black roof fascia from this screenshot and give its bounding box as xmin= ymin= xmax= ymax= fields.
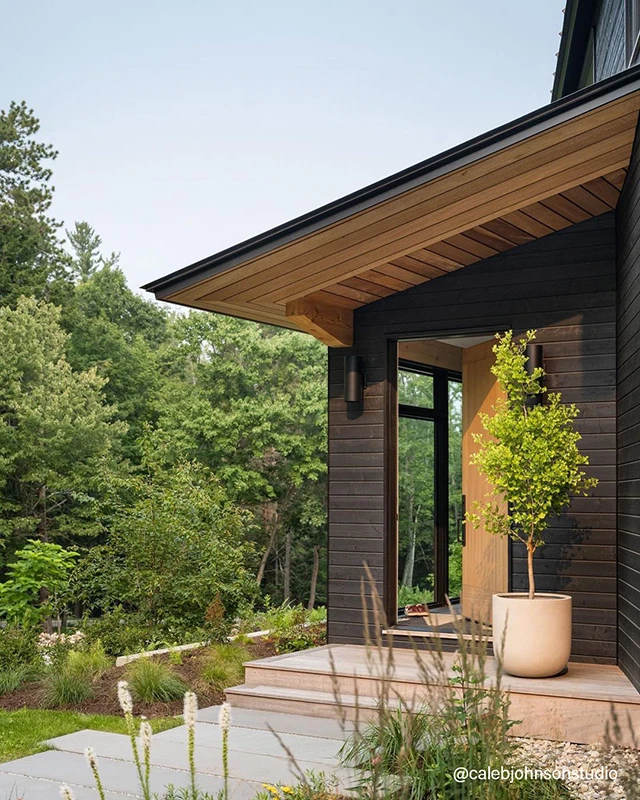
xmin=144 ymin=63 xmax=640 ymax=299
xmin=552 ymin=0 xmax=598 ymax=101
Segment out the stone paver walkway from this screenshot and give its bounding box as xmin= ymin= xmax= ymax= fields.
xmin=0 ymin=707 xmax=357 ymax=799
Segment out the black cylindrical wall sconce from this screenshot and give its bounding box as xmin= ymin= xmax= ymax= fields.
xmin=344 ymin=355 xmax=364 ymax=404
xmin=525 ymin=343 xmax=544 ymax=406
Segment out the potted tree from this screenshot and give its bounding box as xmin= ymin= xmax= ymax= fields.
xmin=466 ymin=330 xmax=597 ymax=678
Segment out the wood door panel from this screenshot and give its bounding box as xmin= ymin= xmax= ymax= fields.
xmin=462 ymin=340 xmax=508 ymax=623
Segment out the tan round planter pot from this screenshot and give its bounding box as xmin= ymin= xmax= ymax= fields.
xmin=492 ymin=593 xmax=572 ymax=678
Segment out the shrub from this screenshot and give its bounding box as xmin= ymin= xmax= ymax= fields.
xmin=199 ymin=643 xmax=250 ymax=693
xmin=73 ymin=460 xmax=256 ymax=629
xmin=41 ymin=669 xmax=94 ymax=708
xmin=269 ymin=622 xmax=326 ymax=654
xmin=82 ymin=610 xmax=160 ymax=657
xmin=0 ymin=625 xmax=39 ymax=670
xmin=125 ymin=658 xmax=187 ymax=703
xmin=65 ymin=642 xmax=111 ymax=680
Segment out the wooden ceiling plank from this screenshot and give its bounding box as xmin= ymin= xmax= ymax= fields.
xmin=482 ymin=218 xmax=535 ymax=245
xmin=267 ymin=143 xmax=633 ymax=304
xmin=562 ymin=185 xmax=613 ymax=215
xmin=427 ymin=241 xmax=479 ymax=266
xmin=362 ymin=269 xmax=415 ymax=292
xmin=518 ymin=201 xmax=573 ymax=230
xmin=285 ymin=298 xmax=353 ymax=347
xmin=340 ymin=276 xmax=395 ymax=298
xmin=500 ymin=209 xmax=555 ymax=237
xmin=541 ymin=194 xmax=592 ymax=223
xmin=306 ymin=290 xmax=362 ymax=310
xmin=373 ymin=262 xmax=429 ymax=285
xmin=605 ymin=168 xmax=628 ymax=189
xmin=319 ymin=283 xmax=382 ymax=304
xmin=237 ymin=130 xmax=635 ymax=305
xmin=445 ymin=233 xmax=499 ymax=259
xmin=463 ymin=226 xmax=517 ymax=252
xmin=179 ymin=105 xmax=640 ymax=305
xmin=390 ymin=255 xmax=449 ymax=277
xmin=581 ymin=176 xmax=620 ymax=207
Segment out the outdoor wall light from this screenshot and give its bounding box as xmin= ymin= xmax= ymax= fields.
xmin=525 ymin=343 xmax=544 ymax=406
xmin=344 ymin=355 xmax=365 ymax=405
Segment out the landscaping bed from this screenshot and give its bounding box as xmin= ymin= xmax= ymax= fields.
xmin=0 ymin=638 xmax=276 ymax=718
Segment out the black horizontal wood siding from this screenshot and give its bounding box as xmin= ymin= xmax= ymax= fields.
xmin=595 ymin=0 xmax=626 ymax=81
xmin=616 ymin=126 xmax=640 ymax=690
xmin=328 ymin=213 xmax=617 ymax=663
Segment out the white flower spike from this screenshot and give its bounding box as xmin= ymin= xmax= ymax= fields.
xmin=117 ymin=680 xmax=133 ymax=715
xmin=218 ymin=702 xmax=232 ymax=732
xmin=183 ymin=691 xmax=198 ymax=729
xmin=60 ymin=785 xmax=76 ymax=800
xmin=140 ymin=718 xmax=153 ymax=754
xmin=84 ymin=747 xmax=99 ymax=770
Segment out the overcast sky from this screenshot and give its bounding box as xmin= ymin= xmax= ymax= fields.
xmin=4 ymin=1 xmax=563 ymax=295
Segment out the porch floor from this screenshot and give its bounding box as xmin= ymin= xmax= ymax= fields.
xmin=226 ymin=644 xmax=640 ymax=747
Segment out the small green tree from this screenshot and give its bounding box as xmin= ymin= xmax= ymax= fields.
xmin=466 ymin=330 xmax=597 ymax=599
xmin=0 ymin=539 xmax=78 ymax=627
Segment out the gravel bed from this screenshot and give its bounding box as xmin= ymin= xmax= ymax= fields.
xmin=515 ymin=737 xmax=639 ymax=799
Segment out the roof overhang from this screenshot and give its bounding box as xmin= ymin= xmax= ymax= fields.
xmin=144 ymin=67 xmax=640 ymax=346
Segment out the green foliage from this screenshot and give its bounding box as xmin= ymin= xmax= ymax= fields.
xmin=125 ymin=658 xmax=187 ymax=703
xmin=74 ymin=458 xmax=255 ymax=628
xmin=199 ymin=642 xmax=251 ymax=692
xmin=0 ymin=708 xmax=179 ymax=763
xmin=81 ymin=610 xmax=160 ymax=657
xmin=0 ymin=296 xmax=125 ymax=550
xmin=64 ymin=641 xmax=111 ymax=681
xmin=466 ymin=330 xmax=598 ymax=598
xmin=0 ymin=624 xmax=39 ymax=669
xmin=40 ymin=668 xmax=94 ymax=708
xmin=40 ymin=641 xmax=111 ymax=708
xmin=237 ymin=601 xmax=328 ymax=654
xmin=0 ymin=102 xmax=71 ymax=307
xmin=0 ymin=663 xmax=41 ymax=694
xmin=0 ymin=540 xmax=78 ymax=625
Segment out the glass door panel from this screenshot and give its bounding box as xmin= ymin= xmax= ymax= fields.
xmin=398 ymin=415 xmax=435 ymax=606
xmin=448 ymin=379 xmax=463 ymax=600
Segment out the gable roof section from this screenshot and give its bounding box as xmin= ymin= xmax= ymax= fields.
xmin=144 ymin=66 xmax=640 ymax=346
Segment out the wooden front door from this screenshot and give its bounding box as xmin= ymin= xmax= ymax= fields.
xmin=461 ymin=340 xmax=508 ymax=623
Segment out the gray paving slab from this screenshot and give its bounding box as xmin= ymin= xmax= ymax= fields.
xmin=43 ymin=730 xmax=352 ymax=787
xmin=196 ymin=706 xmax=353 ymax=739
xmin=0 ymin=750 xmax=256 ymax=799
xmin=0 ymin=772 xmax=130 ymax=800
xmin=151 ymin=721 xmax=342 ymax=763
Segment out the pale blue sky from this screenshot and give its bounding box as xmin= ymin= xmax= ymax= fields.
xmin=4 ymin=1 xmax=563 ymax=292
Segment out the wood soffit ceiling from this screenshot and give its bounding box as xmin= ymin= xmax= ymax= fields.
xmin=156 ymin=90 xmax=640 ymax=346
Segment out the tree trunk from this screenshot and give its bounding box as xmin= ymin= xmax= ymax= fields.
xmin=308 ymin=546 xmax=320 ymax=610
xmin=256 ymin=501 xmax=279 ymax=586
xmin=401 ymin=498 xmax=419 ymax=588
xmin=527 ymin=542 xmax=535 ymax=600
xmin=283 ymin=528 xmax=292 ymax=602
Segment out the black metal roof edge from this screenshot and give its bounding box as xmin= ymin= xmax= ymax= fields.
xmin=552 ymin=0 xmax=597 ymax=102
xmin=143 ymin=63 xmax=640 ymax=296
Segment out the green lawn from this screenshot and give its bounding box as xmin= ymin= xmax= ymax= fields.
xmin=0 ymin=709 xmax=181 ymax=763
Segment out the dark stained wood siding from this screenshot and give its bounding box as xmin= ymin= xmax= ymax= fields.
xmin=616 ymin=128 xmax=640 ymax=689
xmin=595 ymin=0 xmax=626 ymax=81
xmin=328 ymin=213 xmax=617 ymax=662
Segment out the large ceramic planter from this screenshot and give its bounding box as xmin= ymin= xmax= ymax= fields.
xmin=492 ymin=593 xmax=572 ymax=678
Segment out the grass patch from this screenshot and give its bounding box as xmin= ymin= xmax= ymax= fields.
xmin=199 ymin=642 xmax=250 ymax=692
xmin=0 ymin=709 xmax=180 ymax=763
xmin=41 ymin=670 xmax=95 ymax=708
xmin=0 ymin=664 xmax=41 ymax=694
xmin=126 ymin=658 xmax=187 ymax=703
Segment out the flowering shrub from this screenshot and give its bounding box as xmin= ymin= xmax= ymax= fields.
xmin=37 ymin=631 xmax=86 ymax=665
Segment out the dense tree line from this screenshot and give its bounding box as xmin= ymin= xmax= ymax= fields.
xmin=0 ymin=101 xmax=328 ymax=625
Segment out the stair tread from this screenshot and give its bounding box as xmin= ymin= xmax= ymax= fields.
xmin=226 ymin=683 xmax=394 ymax=709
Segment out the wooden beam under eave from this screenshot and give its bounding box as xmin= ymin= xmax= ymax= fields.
xmin=285 ymin=298 xmax=353 ymax=347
